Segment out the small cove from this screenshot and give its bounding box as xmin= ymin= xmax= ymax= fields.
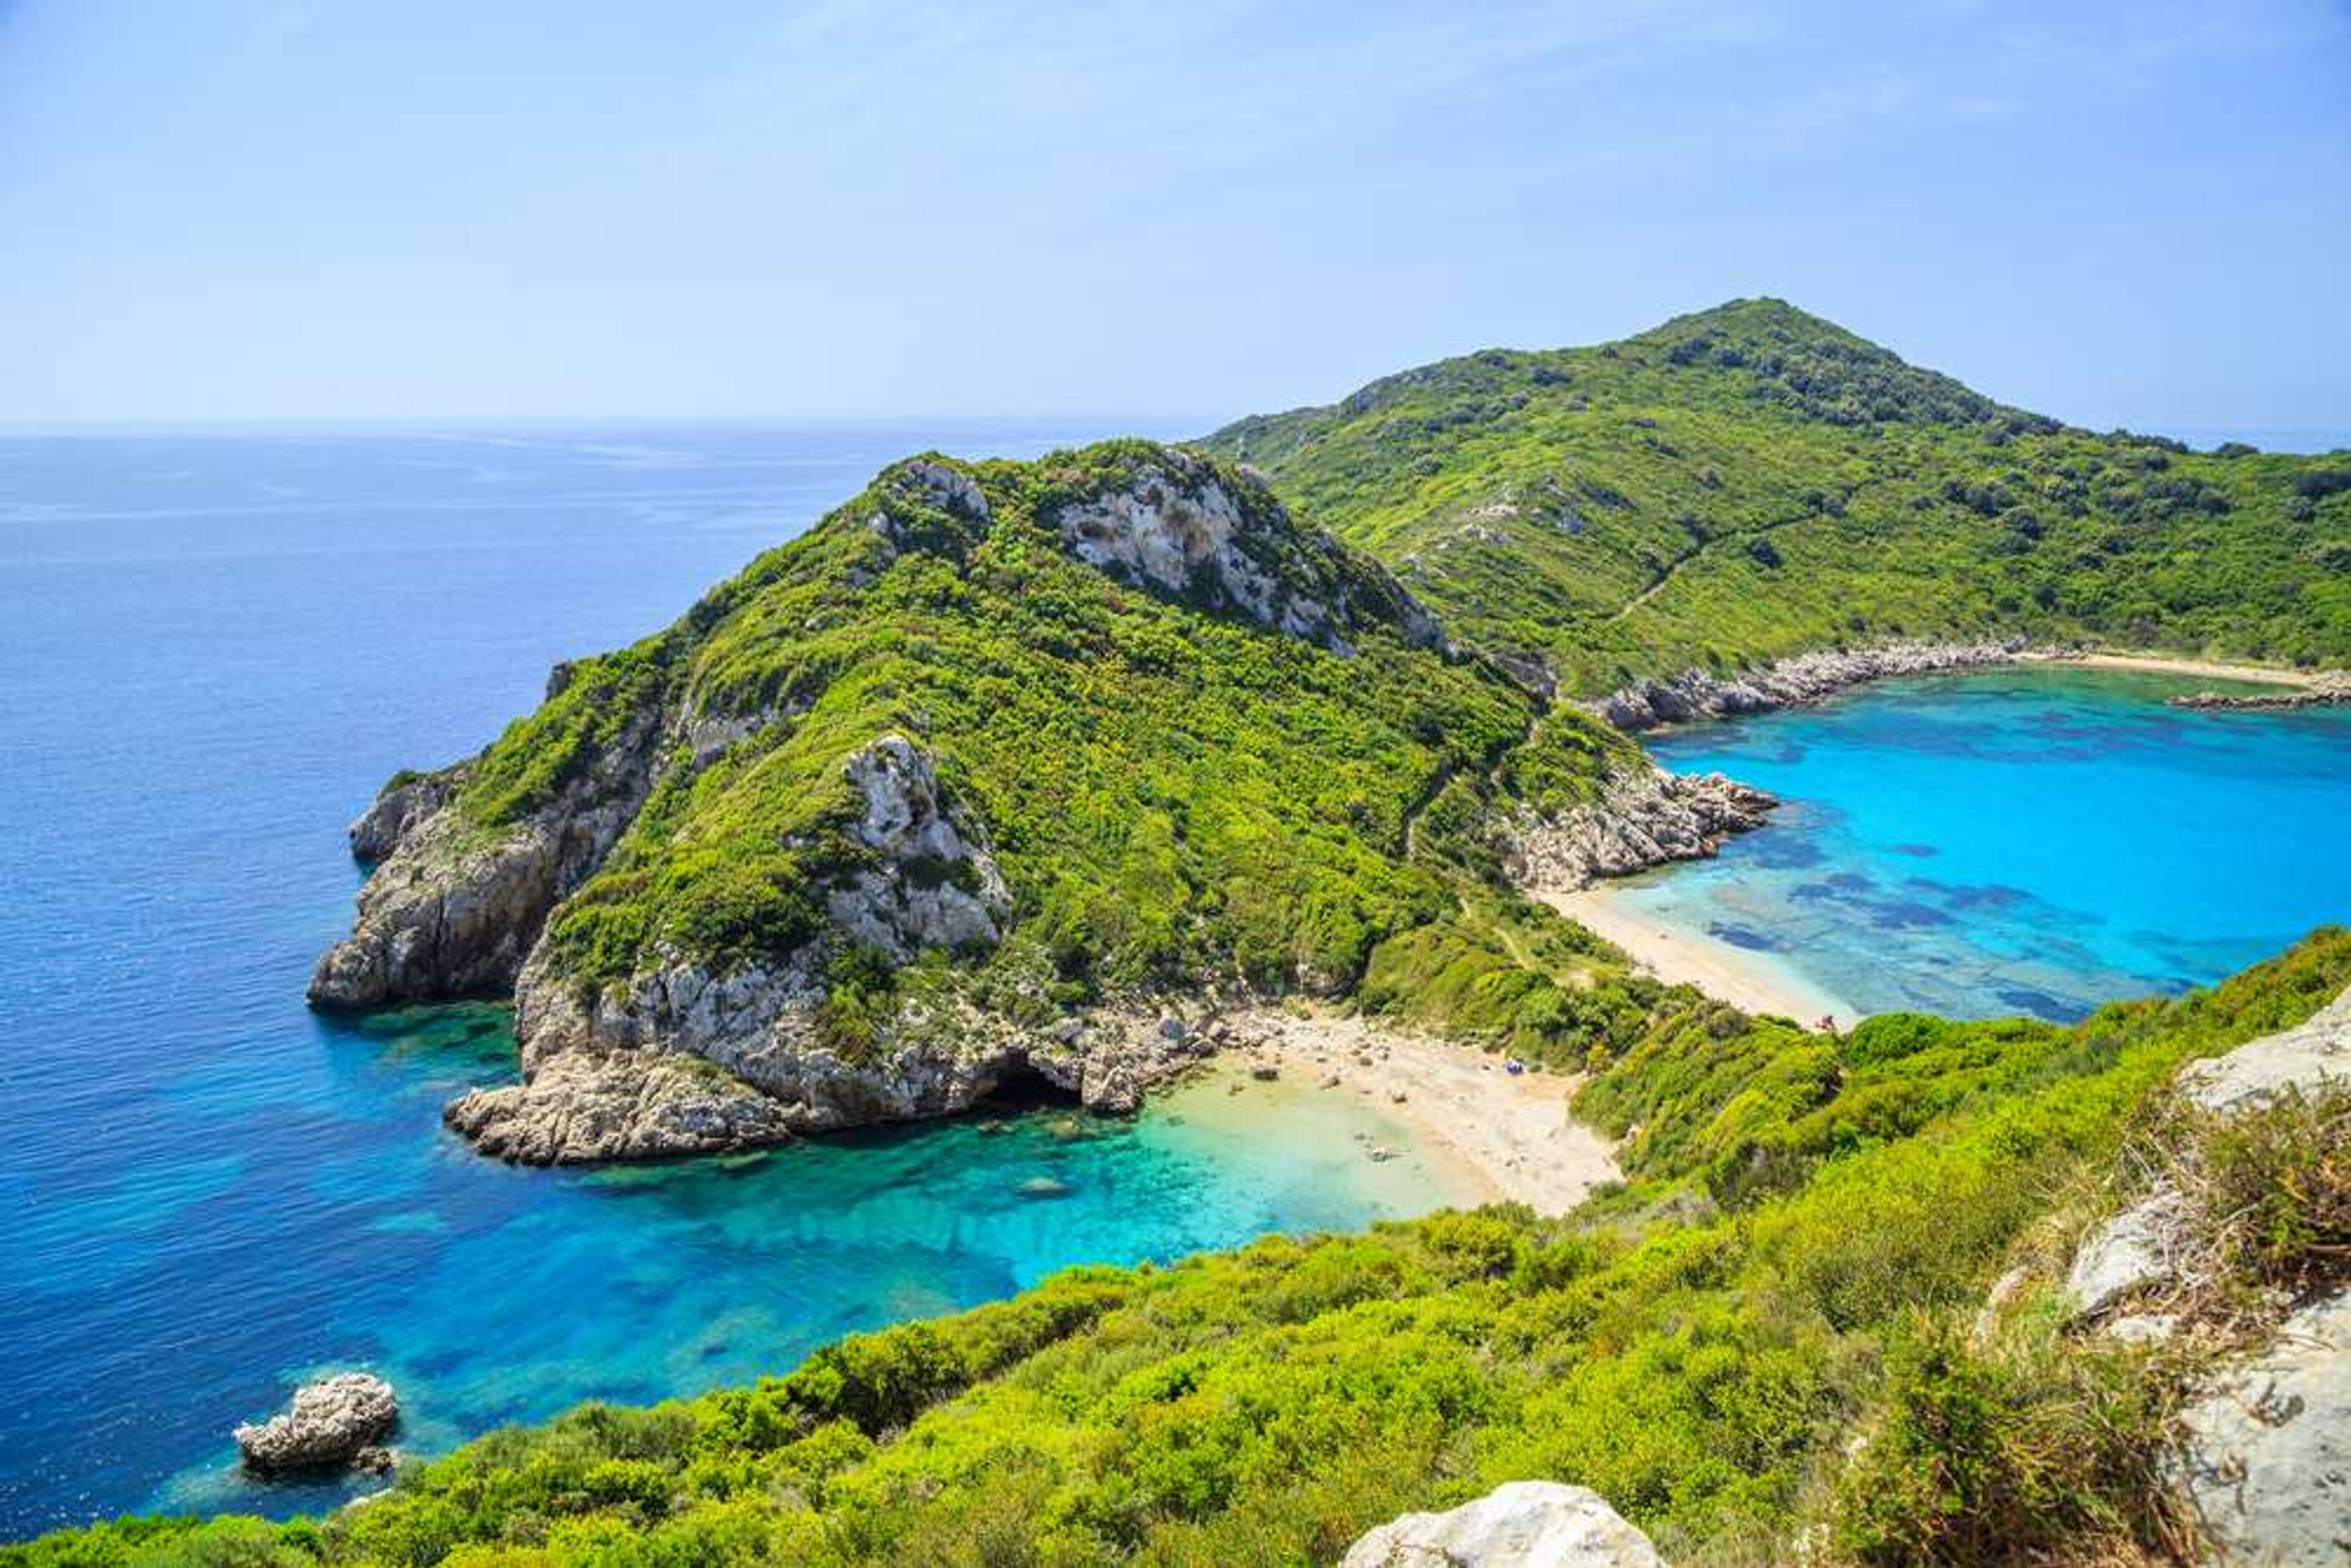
xmin=1602 ymin=666 xmax=2351 ymax=1023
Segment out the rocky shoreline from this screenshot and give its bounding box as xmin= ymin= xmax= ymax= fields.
xmin=1589 ymin=638 xmax=2027 ymax=732
xmin=2170 ymin=672 xmax=2350 ymax=711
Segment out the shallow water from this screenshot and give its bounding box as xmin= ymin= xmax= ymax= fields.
xmin=0 ymin=428 xmax=1461 ymax=1534
xmin=1622 ymin=667 xmax=2351 ymax=1022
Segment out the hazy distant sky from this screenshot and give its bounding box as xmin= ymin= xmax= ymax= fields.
xmin=2 ymin=1 xmax=2347 ymax=436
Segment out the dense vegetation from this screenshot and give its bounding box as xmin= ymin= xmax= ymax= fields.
xmin=20 ymin=932 xmax=2346 ymax=1566
xmin=1204 ymin=299 xmax=2351 ymax=694
xmin=441 ymin=439 xmax=1635 ymax=1021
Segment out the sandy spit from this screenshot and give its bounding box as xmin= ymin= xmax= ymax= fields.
xmin=1539 ymin=887 xmax=1858 ymax=1029
xmin=2042 ymin=651 xmax=2320 ymax=688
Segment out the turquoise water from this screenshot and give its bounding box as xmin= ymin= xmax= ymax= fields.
xmin=1626 ymin=667 xmax=2351 ymax=1022
xmin=0 ymin=429 xmax=1461 ymax=1535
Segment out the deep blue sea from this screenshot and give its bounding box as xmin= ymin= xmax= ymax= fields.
xmin=0 ymin=427 xmax=1471 ymax=1536
xmin=1626 ymin=667 xmax=2351 ymax=1022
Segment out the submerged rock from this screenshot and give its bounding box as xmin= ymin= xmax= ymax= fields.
xmin=1341 ymin=1480 xmax=1665 ymax=1567
xmin=234 ymin=1373 xmax=399 ymax=1476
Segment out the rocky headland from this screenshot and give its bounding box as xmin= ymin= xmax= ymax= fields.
xmin=307 ymin=445 xmax=1491 ymax=1165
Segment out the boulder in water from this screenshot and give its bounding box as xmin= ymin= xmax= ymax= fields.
xmin=234 ymin=1373 xmax=399 ymax=1476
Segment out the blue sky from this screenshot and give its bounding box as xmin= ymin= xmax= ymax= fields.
xmin=2 ymin=1 xmax=2347 ymax=438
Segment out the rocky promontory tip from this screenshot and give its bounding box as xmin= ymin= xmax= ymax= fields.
xmin=1498 ymin=767 xmax=1776 ymax=891
xmin=234 ymin=1373 xmax=399 ymax=1477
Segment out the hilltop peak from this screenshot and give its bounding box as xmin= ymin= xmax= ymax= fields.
xmin=1644 ymin=296 xmax=1865 ymax=343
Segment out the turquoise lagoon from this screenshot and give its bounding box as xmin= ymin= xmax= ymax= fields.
xmin=1621 ymin=667 xmax=2351 ymax=1022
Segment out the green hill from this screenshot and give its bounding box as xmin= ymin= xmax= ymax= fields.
xmin=1203 ymin=299 xmax=2351 ymax=696
xmin=304 ymin=439 xmax=1649 ymax=1160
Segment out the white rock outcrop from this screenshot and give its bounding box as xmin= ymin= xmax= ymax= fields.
xmin=1341 ymin=1481 xmax=1665 ymax=1567
xmin=2065 ymin=1188 xmax=2186 ymax=1320
xmin=825 ymin=735 xmax=1011 ymax=960
xmin=1498 ymin=768 xmax=1777 ymax=892
xmin=234 ymin=1373 xmax=399 ymax=1476
xmin=1049 ymin=452 xmax=1449 ymax=656
xmin=2177 ymin=987 xmax=2351 ymax=1114
xmin=2179 ymin=1288 xmax=2351 ymax=1567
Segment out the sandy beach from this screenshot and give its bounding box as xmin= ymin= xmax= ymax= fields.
xmin=2044 ymin=651 xmax=2319 ymax=688
xmin=1540 ymin=886 xmax=1858 ymax=1027
xmin=1213 ymin=1008 xmax=1620 ymax=1214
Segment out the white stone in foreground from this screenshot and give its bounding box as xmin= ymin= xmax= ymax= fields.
xmin=1341 ymin=1480 xmax=1665 ymax=1567
xmin=2180 ymin=1287 xmax=2351 ymax=1568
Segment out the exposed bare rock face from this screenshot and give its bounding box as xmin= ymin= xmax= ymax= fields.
xmin=825 ymin=735 xmax=1011 ymax=961
xmin=2178 ymin=1288 xmax=2351 ymax=1568
xmin=346 ymin=770 xmax=459 ymax=865
xmin=306 ymin=703 xmax=666 ymax=1008
xmin=443 ymin=1052 xmax=793 ymax=1165
xmin=2064 ymin=1188 xmax=2188 ymax=1321
xmin=1049 ymin=449 xmax=1451 ymax=656
xmin=1497 ymin=767 xmax=1777 ymax=891
xmin=234 ymin=1373 xmax=399 ymax=1477
xmin=1341 ymin=1480 xmax=1666 ymax=1567
xmin=2177 ymin=985 xmax=2351 ymax=1114
xmin=1592 ymin=640 xmax=2024 ymax=732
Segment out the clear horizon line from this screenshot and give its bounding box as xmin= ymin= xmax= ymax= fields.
xmin=0 ymin=410 xmax=2345 ymax=456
